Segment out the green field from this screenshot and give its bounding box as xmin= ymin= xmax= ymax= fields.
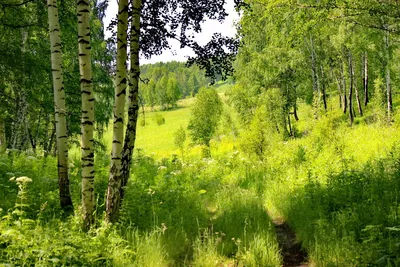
xmin=3 ymin=0 xmax=400 ymax=264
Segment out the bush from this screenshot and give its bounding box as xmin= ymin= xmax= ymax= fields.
xmin=154 ymin=114 xmax=165 ymax=125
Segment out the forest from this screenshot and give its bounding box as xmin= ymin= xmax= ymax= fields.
xmin=1 ymin=0 xmax=400 ymax=266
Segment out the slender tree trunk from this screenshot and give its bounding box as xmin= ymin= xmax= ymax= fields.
xmin=309 ymin=36 xmax=318 ymax=93
xmin=28 ymin=129 xmax=36 ymax=153
xmin=121 ymin=0 xmax=142 ymax=200
xmin=47 ymin=0 xmax=74 ymax=215
xmin=354 ymin=82 xmax=363 ymax=117
xmin=0 ymin=117 xmax=6 ymax=153
xmin=77 ymin=0 xmax=95 ymax=229
xmin=341 ymin=61 xmax=347 ymax=114
xmin=45 ymin=122 xmax=56 ymax=158
xmin=334 ymin=71 xmax=343 ymax=109
xmin=385 ymin=31 xmax=392 ymax=121
xmin=352 ymin=55 xmax=363 ymax=117
xmin=348 ymin=51 xmax=354 ymax=125
xmin=308 ymin=36 xmax=321 ymax=119
xmin=293 ymin=104 xmax=299 ymax=121
xmin=12 ymin=91 xmax=29 ymax=150
xmin=106 ymin=0 xmax=129 ymax=223
xmin=363 ymin=52 xmax=369 ymax=106
xmin=28 ymin=109 xmax=42 ymax=154
xmin=320 ymin=65 xmax=327 ymax=112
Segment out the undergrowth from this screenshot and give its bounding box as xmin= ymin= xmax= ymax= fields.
xmin=2 ymin=103 xmax=400 ymax=266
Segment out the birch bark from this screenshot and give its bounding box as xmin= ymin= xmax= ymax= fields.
xmin=77 ymin=0 xmax=95 ymax=229
xmin=47 ymin=0 xmax=73 ymax=214
xmin=106 ymin=0 xmax=129 ymax=223
xmin=121 ymin=0 xmax=142 ymax=200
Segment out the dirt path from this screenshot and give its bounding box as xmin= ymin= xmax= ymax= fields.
xmin=274 ymin=220 xmax=309 ymax=267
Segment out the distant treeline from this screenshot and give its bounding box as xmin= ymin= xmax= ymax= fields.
xmin=139 ymin=61 xmax=210 ymax=110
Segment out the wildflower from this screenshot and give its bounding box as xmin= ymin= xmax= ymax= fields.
xmin=170 ymin=170 xmax=182 ymax=176
xmin=158 ymin=165 xmax=167 ymax=171
xmin=147 ymin=188 xmax=155 ymax=195
xmin=161 ymin=223 xmax=168 ymax=233
xmin=16 ymin=176 xmax=32 ymax=183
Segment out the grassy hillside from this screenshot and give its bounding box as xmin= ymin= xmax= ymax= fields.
xmin=101 ymin=89 xmax=235 ymax=158
xmin=2 ymin=87 xmax=400 ymax=266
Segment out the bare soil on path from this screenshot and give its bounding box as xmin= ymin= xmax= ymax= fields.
xmin=274 ymin=220 xmax=309 ymax=267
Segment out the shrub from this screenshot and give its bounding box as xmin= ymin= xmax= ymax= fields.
xmin=154 ymin=114 xmax=165 ymax=125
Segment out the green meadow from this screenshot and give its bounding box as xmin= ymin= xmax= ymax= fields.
xmin=3 ymin=86 xmax=400 ymax=265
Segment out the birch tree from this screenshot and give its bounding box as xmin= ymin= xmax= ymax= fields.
xmin=120 ymin=0 xmax=141 ymax=204
xmin=47 ymin=0 xmax=73 ymax=215
xmin=106 ymin=0 xmax=129 ymax=223
xmin=77 ymin=0 xmax=95 ymax=229
xmin=105 ymin=0 xmax=241 ymax=222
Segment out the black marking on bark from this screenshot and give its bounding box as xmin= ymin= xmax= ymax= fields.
xmin=82 ymin=121 xmax=94 ymax=126
xmin=119 ymin=5 xmax=129 ymax=14
xmin=118 ymin=78 xmax=127 ymax=86
xmin=117 ymin=89 xmax=126 ymax=98
xmin=80 ymin=78 xmax=92 ymax=84
xmin=77 ymin=0 xmax=89 ymax=6
xmin=78 ymin=39 xmax=90 ymax=44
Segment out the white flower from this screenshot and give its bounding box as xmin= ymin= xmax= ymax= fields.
xmin=170 ymin=170 xmax=181 ymax=176
xmin=16 ymin=176 xmax=32 ymax=183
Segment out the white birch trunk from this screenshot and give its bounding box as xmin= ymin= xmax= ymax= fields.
xmin=121 ymin=0 xmax=141 ymax=198
xmin=106 ymin=0 xmax=129 ymax=223
xmin=77 ymin=0 xmax=95 ymax=229
xmin=47 ymin=0 xmax=74 ymax=214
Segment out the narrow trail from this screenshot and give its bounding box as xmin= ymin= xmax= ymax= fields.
xmin=273 ymin=220 xmax=309 ymax=267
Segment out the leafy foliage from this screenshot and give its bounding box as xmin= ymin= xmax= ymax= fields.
xmin=188 ymin=88 xmax=223 ymax=147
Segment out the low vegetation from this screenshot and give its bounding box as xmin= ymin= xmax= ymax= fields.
xmin=2 ymin=0 xmax=400 ymax=266
xmin=2 ymin=94 xmax=400 ymax=265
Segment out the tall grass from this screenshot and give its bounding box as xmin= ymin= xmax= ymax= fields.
xmin=263 ymin=109 xmax=400 ymax=266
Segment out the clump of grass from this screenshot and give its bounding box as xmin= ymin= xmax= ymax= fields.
xmin=263 ymin=112 xmax=400 ymax=266
xmin=154 ymin=113 xmax=166 ymax=125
